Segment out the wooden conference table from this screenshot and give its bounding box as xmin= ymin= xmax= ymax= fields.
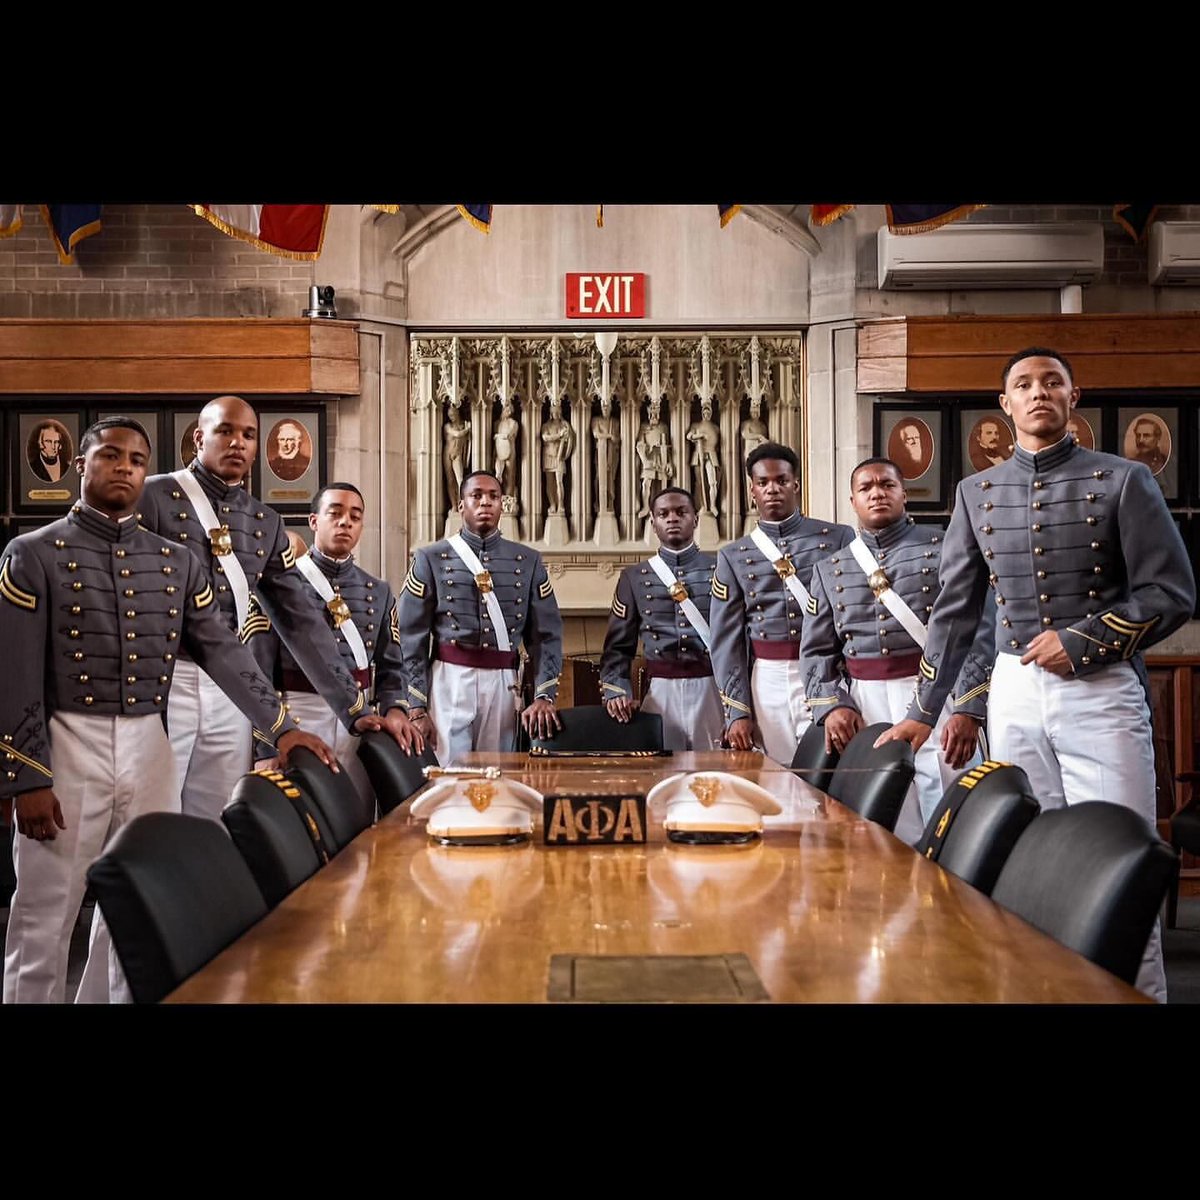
xmin=166 ymin=751 xmax=1145 ymax=1003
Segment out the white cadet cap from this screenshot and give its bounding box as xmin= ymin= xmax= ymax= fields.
xmin=409 ymin=843 xmax=544 ymax=914
xmin=410 ymin=776 xmax=544 ymax=843
xmin=646 ymin=771 xmax=783 ymax=837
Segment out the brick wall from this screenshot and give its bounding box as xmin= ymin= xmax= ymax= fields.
xmin=0 ymin=204 xmax=316 ymax=318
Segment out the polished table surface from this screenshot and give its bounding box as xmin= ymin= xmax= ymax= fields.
xmin=166 ymin=752 xmax=1145 ymax=1003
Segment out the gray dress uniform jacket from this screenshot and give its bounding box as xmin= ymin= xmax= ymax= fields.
xmin=708 ymin=510 xmax=854 ymax=726
xmin=396 ymin=528 xmax=564 ymax=711
xmin=801 ymin=516 xmax=994 ymax=723
xmin=598 ymin=544 xmax=716 ymax=701
xmin=138 ymin=461 xmax=366 ymax=729
xmin=0 ymin=504 xmax=298 ymax=798
xmin=906 ymin=434 xmax=1196 ymax=724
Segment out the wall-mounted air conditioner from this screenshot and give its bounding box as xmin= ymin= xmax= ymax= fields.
xmin=1148 ymin=222 xmax=1200 ymax=284
xmin=877 ymin=223 xmax=1104 ymax=290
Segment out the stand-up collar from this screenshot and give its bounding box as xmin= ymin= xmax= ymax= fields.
xmin=189 ymin=458 xmax=244 ymax=503
xmin=656 ymin=543 xmax=700 ymax=568
xmin=1012 ymin=431 xmax=1077 ymax=474
xmin=311 ymin=545 xmax=355 ymax=579
xmin=458 ymin=526 xmax=502 ymax=553
xmin=757 ymin=509 xmax=805 ymax=539
xmin=69 ymin=503 xmax=140 ymax=544
xmin=858 ymin=514 xmax=913 ymax=553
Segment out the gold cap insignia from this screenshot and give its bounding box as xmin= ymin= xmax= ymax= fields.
xmin=688 ymin=775 xmax=722 ymax=807
xmin=466 ymin=781 xmax=495 ymax=812
xmin=668 ymin=580 xmax=689 ymax=603
xmin=773 ymin=556 xmax=796 ymax=580
xmin=209 ymin=525 xmax=233 ymax=556
xmin=475 ymin=570 xmax=494 ymax=594
xmin=868 ymin=568 xmax=891 ymax=599
xmin=327 ymin=595 xmax=352 ymax=628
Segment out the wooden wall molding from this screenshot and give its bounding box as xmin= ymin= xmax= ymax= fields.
xmin=858 ymin=312 xmax=1200 ymax=394
xmin=0 ymin=318 xmax=361 ymax=396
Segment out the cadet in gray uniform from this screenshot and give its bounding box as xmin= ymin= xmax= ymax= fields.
xmin=398 ymin=470 xmax=564 ymax=763
xmin=802 ymin=457 xmax=992 ymax=843
xmin=259 ymin=482 xmax=414 ymax=809
xmin=599 ymin=487 xmax=723 ymax=750
xmin=878 ymin=348 xmax=1196 ymax=1001
xmin=708 ymin=442 xmax=854 ymax=761
xmin=0 ymin=418 xmax=338 ymax=1005
xmin=139 ymin=395 xmax=387 ymax=823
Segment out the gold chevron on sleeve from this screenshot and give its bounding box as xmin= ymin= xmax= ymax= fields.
xmin=281 ymin=544 xmax=297 ymax=569
xmin=806 ymin=596 xmax=818 ymax=616
xmin=954 ymin=681 xmax=990 ymax=706
xmin=919 ymin=656 xmax=937 ymax=681
xmin=538 ymin=577 xmax=554 ymax=599
xmin=1101 ymin=611 xmax=1159 ymax=658
xmin=389 ymin=600 xmax=400 ymax=643
xmin=611 ymin=594 xmax=627 ymax=618
xmin=711 ymin=575 xmax=729 ymax=602
xmin=193 ymin=583 xmax=214 ymax=610
xmin=0 ymin=561 xmax=37 ymax=612
xmin=404 ymin=566 xmax=426 ymax=598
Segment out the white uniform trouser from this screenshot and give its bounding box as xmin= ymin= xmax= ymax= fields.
xmin=284 ymin=691 xmax=373 ymax=815
xmin=989 ymin=653 xmax=1167 ymax=1003
xmin=3 ymin=712 xmax=180 ymax=1005
xmin=168 ymin=657 xmax=252 ymax=824
xmin=849 ymin=675 xmax=980 ymax=847
xmin=641 ymin=676 xmax=725 ymax=752
xmin=751 ymin=658 xmax=810 ymax=765
xmin=429 ymin=661 xmax=518 ymax=766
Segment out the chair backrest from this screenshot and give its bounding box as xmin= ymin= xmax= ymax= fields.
xmin=790 ymin=722 xmax=840 ymax=794
xmin=85 ymin=812 xmax=269 ymax=1004
xmin=990 ymin=801 xmax=1179 ymax=985
xmin=824 ymin=722 xmax=915 ymax=832
xmin=529 ymin=705 xmax=664 ymax=753
xmin=286 ymin=745 xmax=373 ymax=853
xmin=222 ymin=772 xmax=327 ymax=909
xmin=917 ymin=763 xmax=1040 ymax=895
xmin=357 ymin=732 xmax=439 ymax=815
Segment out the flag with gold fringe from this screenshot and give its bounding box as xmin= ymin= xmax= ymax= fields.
xmin=457 ymin=205 xmax=493 ymax=233
xmin=718 ymin=204 xmax=740 ymax=227
xmin=41 ymin=205 xmax=103 ymax=264
xmin=811 ymin=204 xmax=984 ymax=233
xmin=1 ymin=205 xmax=22 ymax=237
xmin=1113 ymin=203 xmax=1159 ymax=242
xmin=191 ymin=204 xmax=329 ymax=259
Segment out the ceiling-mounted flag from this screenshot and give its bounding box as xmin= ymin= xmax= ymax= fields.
xmin=718 ymin=204 xmax=741 ymax=227
xmin=811 ymin=204 xmax=985 ymax=234
xmin=191 ymin=205 xmax=329 ymax=259
xmin=41 ymin=204 xmax=103 ymax=264
xmin=1 ymin=205 xmax=22 ymax=237
xmin=1113 ymin=203 xmax=1160 ymax=242
xmin=811 ymin=204 xmax=854 ymax=227
xmin=457 ymin=205 xmax=493 ymax=233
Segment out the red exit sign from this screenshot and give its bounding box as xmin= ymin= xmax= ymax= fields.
xmin=565 ymin=272 xmax=646 ymax=318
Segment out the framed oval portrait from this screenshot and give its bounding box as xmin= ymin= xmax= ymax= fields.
xmin=266 ymin=418 xmax=314 ymax=483
xmin=1122 ymin=411 xmax=1171 ymax=476
xmin=178 ymin=419 xmax=199 ymax=467
xmin=1065 ymin=411 xmax=1096 ymax=450
xmin=886 ymin=416 xmax=935 ymax=481
xmin=25 ymin=418 xmax=74 ymax=484
xmin=964 ymin=414 xmax=1015 ymax=473
xmin=15 ymin=411 xmax=82 ymax=511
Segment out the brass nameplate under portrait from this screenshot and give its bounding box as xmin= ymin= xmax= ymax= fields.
xmin=326 ymin=595 xmax=352 ymax=628
xmin=668 ymin=580 xmax=689 ymax=603
xmin=773 ymin=556 xmax=796 ymax=580
xmin=475 ymin=570 xmax=494 ymax=594
xmin=543 ymin=794 xmax=647 ymax=845
xmin=868 ymin=568 xmax=891 ymax=599
xmin=209 ymin=525 xmax=233 ymax=556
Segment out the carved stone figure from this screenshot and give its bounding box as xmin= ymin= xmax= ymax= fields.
xmin=739 ymin=398 xmax=769 ymax=510
xmin=493 ymin=399 xmax=519 ymax=495
xmin=541 ymin=398 xmax=576 ymax=514
xmin=686 ymin=398 xmax=721 ymax=517
xmin=636 ymin=398 xmax=674 ymax=518
xmin=443 ymin=406 xmax=471 ymax=510
xmin=592 ymin=395 xmax=620 ymax=513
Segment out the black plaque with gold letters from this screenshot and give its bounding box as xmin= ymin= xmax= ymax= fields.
xmin=543 ymin=795 xmax=647 ymax=845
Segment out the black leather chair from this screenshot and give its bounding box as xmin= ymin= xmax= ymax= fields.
xmin=990 ymin=801 xmax=1179 ymax=986
xmin=824 ymin=722 xmax=915 ymax=833
xmin=1167 ymin=771 xmax=1200 ymax=928
xmin=790 ymin=723 xmax=840 ymax=794
xmin=285 ymin=746 xmax=374 ymax=853
xmin=85 ymin=812 xmax=269 ymax=1004
xmin=357 ymin=732 xmax=439 ymax=815
xmin=916 ymin=762 xmax=1040 ymax=895
xmin=529 ymin=705 xmax=664 ymax=753
xmin=222 ymin=771 xmax=329 ymax=909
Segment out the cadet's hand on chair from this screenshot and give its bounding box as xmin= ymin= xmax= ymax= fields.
xmin=874 ymin=719 xmax=932 ymax=754
xmin=1020 ymin=630 xmax=1073 ymax=677
xmin=824 ymin=706 xmax=864 ymax=754
xmin=522 ymin=697 xmax=561 ymax=740
xmin=15 ymin=787 xmax=66 ymax=841
xmin=365 ymin=707 xmax=425 ymax=756
xmin=606 ymin=696 xmax=639 ymax=724
xmin=403 ymin=708 xmax=437 ymax=750
xmin=277 ymin=729 xmax=341 ymax=773
xmin=725 ymin=717 xmax=760 ymax=752
xmin=941 ymin=713 xmax=982 ymax=770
